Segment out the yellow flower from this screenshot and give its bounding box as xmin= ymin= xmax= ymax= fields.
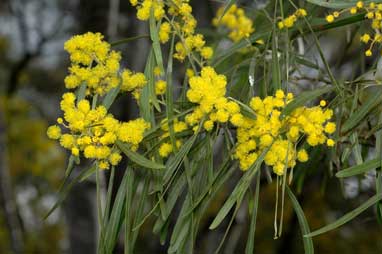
xmin=159 ymin=142 xmax=173 ymax=158
xmin=155 ymin=80 xmax=167 ymax=95
xmin=326 ymin=15 xmax=335 ymax=23
xmin=47 ymin=125 xmax=61 ymax=140
xmin=71 ymin=147 xmax=80 ymax=156
xmin=159 ymin=22 xmax=171 ymax=44
xmin=235 ymin=90 xmax=335 ymax=174
xmin=356 ymin=1 xmax=364 ymax=9
xmin=213 ymin=4 xmax=254 ymax=41
xmin=297 ymin=149 xmax=309 ymax=162
xmin=360 ymin=33 xmax=371 ymax=43
xmin=64 ymin=32 xmax=122 ymax=96
xmin=327 ymin=138 xmax=335 ymax=147
xmin=324 ymin=122 xmax=336 ymax=134
xmin=109 ymin=153 xmax=122 ymax=166
xmin=200 ymin=47 xmax=213 ymax=59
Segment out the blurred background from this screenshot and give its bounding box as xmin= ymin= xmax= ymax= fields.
xmin=0 ymin=0 xmax=381 ymax=253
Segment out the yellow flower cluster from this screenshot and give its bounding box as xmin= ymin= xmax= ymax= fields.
xmin=235 ymin=90 xmax=336 ymax=175
xmin=121 ymin=70 xmax=147 ymax=100
xmin=325 ymin=1 xmax=382 ymax=56
xmin=130 ymin=0 xmax=213 ymax=62
xmin=47 ymin=93 xmax=150 ymax=169
xmin=185 ymin=66 xmax=243 ymax=131
xmin=278 ymin=8 xmax=307 ymax=29
xmin=212 ymin=4 xmax=255 ymax=42
xmin=64 ymin=32 xmax=121 ymax=96
xmin=130 ymin=0 xmax=165 ymax=21
xmin=158 ymin=119 xmax=188 ymax=158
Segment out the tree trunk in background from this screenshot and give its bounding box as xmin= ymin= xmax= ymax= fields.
xmin=0 ymin=104 xmax=24 ymax=253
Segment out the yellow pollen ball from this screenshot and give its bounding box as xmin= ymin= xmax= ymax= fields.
xmin=47 ymin=125 xmax=61 ymax=140
xmin=327 ymin=139 xmax=335 ymax=147
xmin=326 ymin=15 xmax=334 ymax=23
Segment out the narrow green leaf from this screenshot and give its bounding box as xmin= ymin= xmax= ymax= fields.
xmin=116 ymin=141 xmax=165 ymax=169
xmin=124 ymin=168 xmax=135 ymax=254
xmin=110 ymin=34 xmax=149 ymax=47
xmin=209 ymin=148 xmax=268 ymax=230
xmin=79 ymin=164 xmax=97 ymax=182
xmin=102 ymin=85 xmax=121 ymax=110
xmin=166 ymin=34 xmax=177 ymax=150
xmin=65 ymin=155 xmax=75 ymax=177
xmin=271 ymin=31 xmax=281 ymax=90
xmin=336 ymin=158 xmax=380 ymax=178
xmin=141 ymin=49 xmax=160 ymax=121
xmin=149 ymin=10 xmax=164 ymax=74
xmin=341 ymin=89 xmax=382 ymax=133
xmin=228 ymin=97 xmax=257 ymax=119
xmin=286 ymin=186 xmax=314 ymax=254
xmin=245 ymin=171 xmax=260 ymax=254
xmin=163 ymin=132 xmax=198 ymax=184
xmin=76 ymin=82 xmax=87 ymax=102
xmin=305 ymin=193 xmax=382 ymax=237
xmin=306 ymin=0 xmax=381 ymax=9
xmin=104 ymin=168 xmax=130 ymax=252
xmin=282 ymin=86 xmax=333 ymax=117
xmin=217 ymin=0 xmax=237 ymax=22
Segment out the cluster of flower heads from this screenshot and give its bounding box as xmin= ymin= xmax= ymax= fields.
xmin=235 ymin=90 xmax=336 ymax=175
xmin=121 ymin=69 xmax=147 ymax=100
xmin=326 ymin=1 xmax=382 ymax=57
xmin=130 ymin=0 xmax=213 ymax=62
xmin=212 ymin=4 xmax=255 ymax=42
xmin=185 ymin=66 xmax=244 ymax=131
xmin=64 ymin=32 xmax=120 ymax=96
xmin=48 ymin=32 xmax=152 ymax=170
xmin=158 ymin=118 xmax=188 ymax=158
xmin=47 ymin=93 xmax=150 ymax=169
xmin=64 ymin=32 xmax=147 ymax=97
xmin=278 ymin=8 xmax=307 ymax=29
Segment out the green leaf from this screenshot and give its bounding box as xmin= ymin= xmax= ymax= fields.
xmin=217 ymin=0 xmax=237 ymax=22
xmin=209 ymin=148 xmax=269 ymax=230
xmin=79 ymin=164 xmax=98 ymax=182
xmin=166 ymin=34 xmax=177 ymax=151
xmin=271 ymin=30 xmax=281 ymax=90
xmin=102 ymin=85 xmax=120 ymax=110
xmin=286 ymin=186 xmax=314 ymax=254
xmin=163 ymin=132 xmax=199 ymax=184
xmin=306 ymin=0 xmax=382 ymax=9
xmin=65 ymin=155 xmax=75 ymax=177
xmin=124 ymin=168 xmax=135 ymax=254
xmin=76 ymin=82 xmax=87 ymax=102
xmin=149 ymin=10 xmax=164 ymax=74
xmin=103 ymin=168 xmax=130 ymax=252
xmin=336 ymin=158 xmax=380 ymax=178
xmin=341 ymin=88 xmax=382 ymax=133
xmin=116 ymin=141 xmax=165 ymax=169
xmin=110 ymin=34 xmax=149 ymax=47
xmin=228 ymin=97 xmax=257 ymax=119
xmin=141 ymin=49 xmax=160 ymax=122
xmin=245 ymin=172 xmax=260 ymax=254
xmin=305 ymin=193 xmax=382 ymax=237
xmin=281 ymin=86 xmax=333 ymax=117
